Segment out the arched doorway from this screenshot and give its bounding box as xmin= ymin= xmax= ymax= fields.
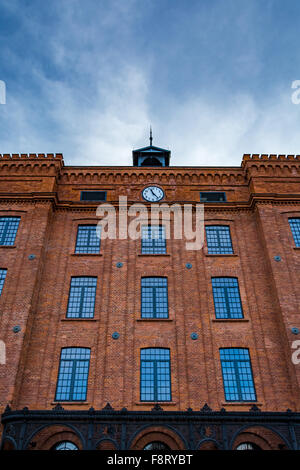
xmin=236 ymin=442 xmax=261 ymax=450
xmin=52 ymin=441 xmax=79 ymax=450
xmin=143 ymin=441 xmax=171 ymax=450
xmin=232 ymin=426 xmax=289 ymax=450
xmin=130 ymin=426 xmax=185 ymax=450
xmin=24 ymin=425 xmax=83 ymax=450
xmin=2 ymin=439 xmax=17 ymax=450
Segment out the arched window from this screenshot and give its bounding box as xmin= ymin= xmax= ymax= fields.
xmin=205 ymin=225 xmax=233 ymax=254
xmin=0 ymin=217 xmax=20 ymax=246
xmin=66 ymin=277 xmax=97 ymax=318
xmin=141 ymin=225 xmax=166 ymax=254
xmin=141 ymin=277 xmax=168 ymax=319
xmin=220 ymin=348 xmax=256 ymax=402
xmin=143 ymin=441 xmax=170 ymax=450
xmin=0 ymin=269 xmax=7 ymax=296
xmin=289 ymin=218 xmax=300 ymax=247
xmin=236 ymin=442 xmax=261 ymax=450
xmin=140 ymin=348 xmax=171 ymax=401
xmin=55 ymin=347 xmax=91 ymax=401
xmin=53 ymin=441 xmax=78 ymax=450
xmin=75 ymin=225 xmax=101 ymax=254
xmin=212 ymin=277 xmax=243 ymax=319
xmin=141 ymin=157 xmax=162 ymax=167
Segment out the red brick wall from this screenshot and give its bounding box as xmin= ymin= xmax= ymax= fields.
xmin=0 ymin=153 xmax=299 ymax=429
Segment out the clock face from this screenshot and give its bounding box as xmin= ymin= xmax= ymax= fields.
xmin=142 ymin=186 xmax=164 ymax=202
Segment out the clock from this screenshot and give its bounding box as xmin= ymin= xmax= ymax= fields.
xmin=142 ymin=186 xmax=164 ymax=202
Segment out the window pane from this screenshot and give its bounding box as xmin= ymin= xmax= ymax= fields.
xmin=212 ymin=277 xmax=243 ymax=319
xmin=206 ymin=226 xmax=233 ymax=254
xmin=141 ymin=226 xmax=166 ymax=254
xmin=66 ymin=277 xmax=97 ymax=318
xmin=75 ymin=225 xmax=101 ymax=253
xmin=54 ymin=442 xmax=78 ymax=450
xmin=55 ymin=348 xmax=90 ymax=401
xmin=0 ymin=217 xmax=20 ymax=245
xmin=220 ymin=348 xmax=256 ymax=402
xmin=289 ymin=218 xmax=300 ymax=247
xmin=80 ymin=191 xmax=106 ymax=201
xmin=200 ymin=192 xmax=227 ymax=202
xmin=0 ymin=269 xmax=7 ymax=296
xmin=141 ymin=278 xmax=168 ymax=318
xmin=140 ymin=348 xmax=171 ymax=402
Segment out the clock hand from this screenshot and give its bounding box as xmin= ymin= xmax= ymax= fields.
xmin=150 ymin=189 xmax=157 ymax=197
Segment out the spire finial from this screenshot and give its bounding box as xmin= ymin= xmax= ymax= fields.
xmin=149 ymin=126 xmax=153 ymax=146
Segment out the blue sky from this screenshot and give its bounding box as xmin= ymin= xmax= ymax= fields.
xmin=1 ymin=0 xmax=300 ymax=166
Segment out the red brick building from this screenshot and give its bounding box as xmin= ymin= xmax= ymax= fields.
xmin=0 ymin=143 xmax=300 ymax=450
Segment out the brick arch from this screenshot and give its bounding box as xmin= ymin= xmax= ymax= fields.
xmin=2 ymin=437 xmax=17 ymax=450
xmin=96 ymin=438 xmax=118 ymax=450
xmin=231 ymin=426 xmax=290 ymax=450
xmin=24 ymin=424 xmax=84 ymax=450
xmin=198 ymin=440 xmax=219 ymax=450
xmin=129 ymin=426 xmax=186 ymax=450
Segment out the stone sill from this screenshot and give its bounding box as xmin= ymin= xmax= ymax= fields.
xmin=0 ymin=245 xmax=16 ymax=249
xmin=51 ymin=402 xmax=89 ymax=405
xmin=205 ymin=254 xmax=238 ymax=258
xmin=135 ymin=402 xmax=177 ymax=406
xmin=294 ymin=247 xmax=300 ymax=251
xmin=137 ymin=318 xmax=173 ymax=322
xmin=61 ymin=318 xmax=98 ymax=321
xmin=212 ymin=319 xmax=249 ymax=323
xmin=138 ymin=254 xmax=171 ymax=257
xmin=222 ymin=402 xmax=263 ymax=407
xmin=71 ymin=253 xmax=102 ymax=256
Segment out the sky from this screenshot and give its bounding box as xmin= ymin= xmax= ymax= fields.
xmin=1 ymin=0 xmax=300 ymax=167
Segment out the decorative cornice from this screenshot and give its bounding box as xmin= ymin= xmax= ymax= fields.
xmin=243 ymin=153 xmax=300 ymax=162
xmin=0 ymin=153 xmax=63 ymax=160
xmin=58 ymin=170 xmax=248 ymax=185
xmin=0 ymin=153 xmax=299 ymax=184
xmin=242 ymin=154 xmax=300 ymax=178
xmin=2 ymin=405 xmax=300 ymax=424
xmin=0 ymin=195 xmax=299 ymax=212
xmin=0 ymin=154 xmax=64 ymax=178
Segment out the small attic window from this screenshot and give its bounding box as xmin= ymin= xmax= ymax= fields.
xmin=80 ymin=191 xmax=107 ymax=201
xmin=141 ymin=157 xmax=163 ymax=167
xmin=200 ymin=192 xmax=227 ymax=202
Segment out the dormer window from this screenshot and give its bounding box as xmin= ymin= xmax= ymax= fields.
xmin=132 ymin=130 xmax=170 ymax=167
xmin=141 ymin=157 xmax=163 ymax=167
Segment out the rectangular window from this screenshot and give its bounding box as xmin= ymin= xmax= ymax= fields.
xmin=66 ymin=277 xmax=97 ymax=318
xmin=220 ymin=348 xmax=256 ymax=402
xmin=200 ymin=192 xmax=227 ymax=202
xmin=141 ymin=225 xmax=166 ymax=254
xmin=55 ymin=348 xmax=90 ymax=401
xmin=80 ymin=191 xmax=106 ymax=201
xmin=212 ymin=277 xmax=243 ymax=319
xmin=289 ymin=218 xmax=300 ymax=247
xmin=140 ymin=348 xmax=171 ymax=401
xmin=75 ymin=225 xmax=101 ymax=254
xmin=141 ymin=277 xmax=168 ymax=319
xmin=0 ymin=269 xmax=7 ymax=296
xmin=205 ymin=225 xmax=233 ymax=254
xmin=0 ymin=217 xmax=20 ymax=246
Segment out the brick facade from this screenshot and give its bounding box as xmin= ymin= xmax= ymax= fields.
xmin=0 ymin=151 xmax=300 ymax=450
